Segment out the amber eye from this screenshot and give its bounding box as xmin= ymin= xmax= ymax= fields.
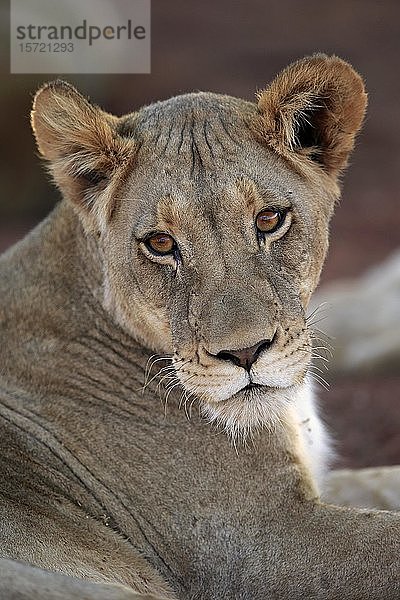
xmin=256 ymin=209 xmax=284 ymax=234
xmin=145 ymin=233 xmax=176 ymax=255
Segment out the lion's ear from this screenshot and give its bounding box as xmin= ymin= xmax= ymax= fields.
xmin=254 ymin=54 xmax=367 ymax=176
xmin=31 ymin=80 xmax=133 ymax=226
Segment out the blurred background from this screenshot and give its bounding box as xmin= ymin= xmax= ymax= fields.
xmin=0 ymin=0 xmax=399 ymax=467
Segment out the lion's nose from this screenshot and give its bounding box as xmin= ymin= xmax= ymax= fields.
xmin=215 ymin=337 xmax=275 ymax=371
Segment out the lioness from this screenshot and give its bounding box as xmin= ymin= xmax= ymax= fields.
xmin=0 ymin=54 xmax=399 ymax=599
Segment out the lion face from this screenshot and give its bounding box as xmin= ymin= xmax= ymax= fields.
xmin=30 ymin=55 xmax=366 ymax=436
xmin=101 ymin=98 xmax=332 ymax=435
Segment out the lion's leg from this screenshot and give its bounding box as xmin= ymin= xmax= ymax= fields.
xmin=0 ymin=558 xmax=169 ymax=600
xmin=322 ymin=465 xmax=400 ymax=510
xmin=0 ymin=499 xmax=177 ymax=600
xmin=265 ymin=500 xmax=400 ymax=598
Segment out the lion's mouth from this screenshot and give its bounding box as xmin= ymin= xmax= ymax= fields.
xmin=238 ymin=381 xmax=292 ymax=398
xmin=242 ymin=382 xmax=265 ymax=392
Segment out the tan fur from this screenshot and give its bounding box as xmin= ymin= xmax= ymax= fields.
xmin=1 ymin=55 xmax=399 ymax=599
xmin=31 ymin=80 xmax=135 ymax=230
xmin=253 ymin=54 xmax=367 ymax=176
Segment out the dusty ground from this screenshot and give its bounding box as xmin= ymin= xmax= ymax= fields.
xmin=1 ymin=0 xmax=399 ymax=468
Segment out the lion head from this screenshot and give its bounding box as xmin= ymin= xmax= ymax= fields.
xmin=31 ymin=54 xmax=366 ymax=438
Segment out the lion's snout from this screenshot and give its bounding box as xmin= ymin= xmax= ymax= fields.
xmin=208 ymin=335 xmax=276 ymax=371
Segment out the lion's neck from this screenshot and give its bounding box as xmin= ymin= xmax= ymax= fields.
xmin=0 ymin=202 xmax=148 ymax=390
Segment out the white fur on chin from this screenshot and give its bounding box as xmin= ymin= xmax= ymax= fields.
xmin=200 ymin=378 xmax=333 ymax=489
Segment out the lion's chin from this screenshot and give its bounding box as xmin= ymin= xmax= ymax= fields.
xmin=199 ymin=385 xmax=295 ymax=442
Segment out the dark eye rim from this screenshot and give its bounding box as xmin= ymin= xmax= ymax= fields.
xmin=142 ymin=232 xmax=178 ymax=257
xmin=255 ymin=207 xmax=288 ymax=237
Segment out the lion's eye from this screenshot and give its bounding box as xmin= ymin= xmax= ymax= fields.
xmin=256 ymin=209 xmax=284 ymax=234
xmin=145 ymin=233 xmax=176 ymax=255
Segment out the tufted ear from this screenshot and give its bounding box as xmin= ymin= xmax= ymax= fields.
xmin=31 ymin=80 xmax=134 ymax=227
xmin=254 ymin=54 xmax=367 ymax=177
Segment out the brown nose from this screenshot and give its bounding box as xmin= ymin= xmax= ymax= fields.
xmin=215 ymin=337 xmax=275 ymax=371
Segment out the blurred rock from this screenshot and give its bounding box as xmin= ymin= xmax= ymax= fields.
xmin=323 ymin=465 xmax=400 ymax=510
xmin=311 ymin=251 xmax=400 ymax=376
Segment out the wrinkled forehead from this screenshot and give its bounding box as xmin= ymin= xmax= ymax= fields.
xmin=118 ymin=92 xmax=307 ymax=233
xmin=123 ymin=91 xmax=257 ymax=154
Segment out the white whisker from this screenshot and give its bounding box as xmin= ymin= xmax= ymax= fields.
xmin=307 ymin=315 xmax=329 ymax=328
xmin=311 ymin=345 xmax=333 ymax=358
xmin=143 ymin=354 xmax=172 ymax=387
xmin=142 ymin=365 xmax=176 ymax=392
xmin=307 ymin=370 xmax=330 ymax=391
xmin=306 ymin=301 xmax=330 ymax=322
